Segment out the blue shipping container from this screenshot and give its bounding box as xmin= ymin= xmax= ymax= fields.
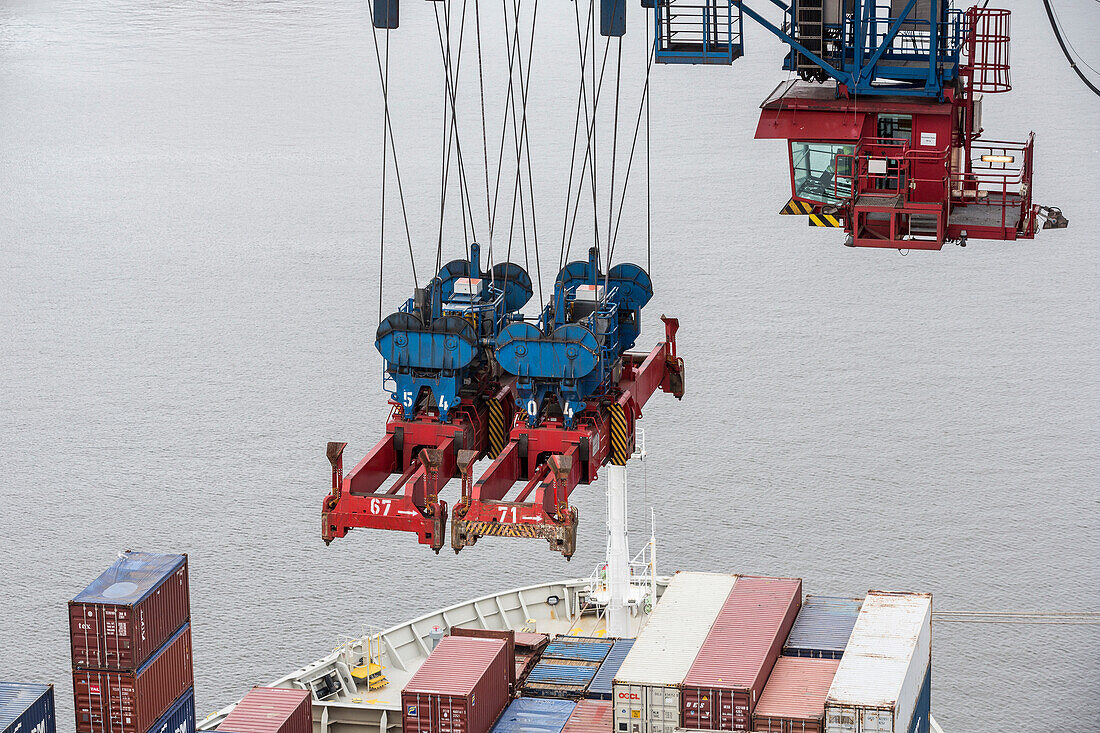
xmin=491 ymin=698 xmax=576 ymax=733
xmin=783 ymin=596 xmax=863 ymax=660
xmin=71 ymin=553 xmax=187 ymax=606
xmin=906 ymin=667 xmax=931 ymax=733
xmin=540 ymin=637 xmax=612 ymax=664
xmin=585 ymin=639 xmax=634 ymax=700
xmin=148 ymin=689 xmax=195 ymax=733
xmin=0 ymin=683 xmax=55 ymax=733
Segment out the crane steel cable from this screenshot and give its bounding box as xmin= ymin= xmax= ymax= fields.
xmin=607 ymin=37 xmax=623 ymax=264
xmin=645 ymin=7 xmax=652 ymax=275
xmin=433 ymin=0 xmax=479 ymax=270
xmin=379 ymin=28 xmax=390 ymax=323
xmin=473 ymin=0 xmax=494 ymax=269
xmin=1042 ymin=0 xmax=1100 ymax=98
xmin=607 ymin=42 xmax=657 ymax=267
xmin=562 ymin=32 xmax=614 ymax=268
xmin=558 ymin=0 xmax=599 ymax=272
xmin=933 ymin=611 xmax=1100 ymax=625
xmin=365 ymin=1 xmax=418 ymax=290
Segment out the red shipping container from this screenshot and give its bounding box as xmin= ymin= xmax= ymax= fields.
xmin=682 ymin=576 xmax=803 ymax=731
xmin=751 ymin=657 xmax=840 ymax=733
xmin=449 ymin=628 xmax=517 ymax=691
xmin=70 ymin=552 xmax=190 ymax=671
xmin=73 ymin=623 xmax=193 ymax=733
xmin=216 ymin=687 xmax=312 ymax=733
xmin=560 ymin=700 xmax=612 ymax=733
xmin=401 ymin=636 xmax=510 ymax=733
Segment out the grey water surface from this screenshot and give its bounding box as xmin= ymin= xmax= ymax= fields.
xmin=2 ymin=0 xmax=1098 ymax=731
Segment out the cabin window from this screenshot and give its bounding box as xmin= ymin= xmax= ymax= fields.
xmin=878 ymin=113 xmax=912 ymax=141
xmin=790 ymin=142 xmax=855 ymax=204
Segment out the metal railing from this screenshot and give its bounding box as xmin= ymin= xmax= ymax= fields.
xmin=950 ymin=134 xmax=1034 ymax=233
xmin=655 ymin=0 xmax=742 ymax=63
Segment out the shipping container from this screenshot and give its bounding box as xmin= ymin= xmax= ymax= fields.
xmin=490 ymin=698 xmax=575 ymax=733
xmin=560 ymin=700 xmax=612 ymax=733
xmin=612 ymin=572 xmax=738 ymax=733
xmin=401 ymin=636 xmax=510 ymax=733
xmin=217 ymin=687 xmax=311 ymax=733
xmin=516 ymin=653 xmax=538 ymax=685
xmin=681 ymin=576 xmax=802 ymax=731
xmin=148 ymin=690 xmax=195 ymax=733
xmin=70 ymin=552 xmax=190 ymax=671
xmin=541 ymin=637 xmax=613 ymax=664
xmin=587 ymin=640 xmax=634 ymax=700
xmin=450 ymin=628 xmax=518 ymax=691
xmin=825 ymin=592 xmax=932 ymax=733
xmin=1 ymin=683 xmax=55 ymax=733
xmin=751 ymin=657 xmax=839 ymax=733
xmin=512 ymin=632 xmax=550 ymax=652
xmin=782 ymin=597 xmax=863 ymax=660
xmin=521 ymin=663 xmax=599 ymax=699
xmin=73 ymin=623 xmax=194 ymax=733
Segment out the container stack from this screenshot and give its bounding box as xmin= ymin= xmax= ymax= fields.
xmin=1 ymin=683 xmax=56 ymax=733
xmin=824 ymin=592 xmax=932 ymax=733
xmin=490 ymin=698 xmax=576 ymax=733
xmin=585 ymin=639 xmax=634 ymax=701
xmin=559 ymin=700 xmax=613 ymax=733
xmin=216 ymin=688 xmax=312 ymax=733
xmin=69 ymin=552 xmax=194 ymax=733
xmin=680 ymin=575 xmax=802 ymax=731
xmin=522 ymin=637 xmax=612 ymax=700
xmin=612 ymin=571 xmax=739 ymax=733
xmin=782 ymin=597 xmax=863 ymax=660
xmin=401 ymin=635 xmax=511 ymax=733
xmin=751 ymin=657 xmax=840 ymax=733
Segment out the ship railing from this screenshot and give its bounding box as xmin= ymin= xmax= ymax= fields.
xmin=950 ymin=134 xmax=1034 ymax=234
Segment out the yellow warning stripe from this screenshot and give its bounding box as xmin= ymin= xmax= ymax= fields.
xmin=780 ymin=199 xmax=815 ymax=215
xmin=609 ymin=404 xmax=629 ymax=466
xmin=808 ymin=213 xmax=841 ymax=227
xmin=459 ymin=521 xmax=541 ymax=538
xmin=488 ymin=400 xmax=506 ymax=458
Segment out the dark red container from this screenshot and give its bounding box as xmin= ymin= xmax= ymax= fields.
xmin=560 ymin=700 xmax=613 ymax=733
xmin=216 ymin=687 xmax=312 ymax=733
xmin=401 ymin=636 xmax=510 ymax=733
xmin=72 ymin=623 xmax=193 ymax=733
xmin=681 ymin=576 xmax=802 ymax=731
xmin=751 ymin=657 xmax=839 ymax=733
xmin=449 ymin=628 xmax=517 ymax=691
xmin=69 ymin=552 xmax=190 ymax=671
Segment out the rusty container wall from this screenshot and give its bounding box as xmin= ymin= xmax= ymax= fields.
xmin=681 ymin=576 xmax=802 ymax=731
xmin=560 ymin=700 xmax=612 ymax=733
xmin=750 ymin=657 xmax=839 ymax=733
xmin=69 ymin=553 xmax=190 ymax=671
xmin=401 ymin=636 xmax=510 ymax=733
xmin=72 ymin=623 xmax=193 ymax=733
xmin=216 ymin=687 xmax=311 ymax=733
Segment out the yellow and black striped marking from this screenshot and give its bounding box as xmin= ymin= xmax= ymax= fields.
xmin=458 ymin=520 xmax=540 ymax=538
xmin=808 ymin=212 xmax=842 ymax=227
xmin=487 ymin=399 xmax=506 ymax=458
xmin=780 ymin=198 xmax=815 ymax=215
xmin=609 ymin=403 xmax=630 ymax=466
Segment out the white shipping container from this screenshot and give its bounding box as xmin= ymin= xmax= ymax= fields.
xmin=613 ymin=572 xmax=737 ymax=733
xmin=825 ymin=591 xmax=932 ymax=733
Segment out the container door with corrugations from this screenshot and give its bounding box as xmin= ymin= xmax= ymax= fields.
xmin=613 ymin=683 xmax=646 ymax=733
xmin=860 ymin=708 xmax=894 ymax=733
xmin=646 ymin=685 xmax=680 ymax=733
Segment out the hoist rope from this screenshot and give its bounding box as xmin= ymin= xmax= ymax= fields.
xmin=473 ymin=0 xmax=494 ymax=269
xmin=644 ymin=7 xmax=652 ymax=275
xmin=365 ymin=2 xmax=419 ymax=291
xmin=1042 ymin=0 xmax=1100 ymax=98
xmin=561 ymin=21 xmax=614 ymax=270
xmin=558 ymin=0 xmax=599 ymax=272
xmin=433 ymin=0 xmax=479 ymax=271
xmin=379 ymin=28 xmax=389 ymax=323
xmin=606 ymin=36 xmax=623 ymax=284
xmin=933 ymin=611 xmax=1100 ymax=625
xmin=607 ymin=42 xmax=656 ymax=267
